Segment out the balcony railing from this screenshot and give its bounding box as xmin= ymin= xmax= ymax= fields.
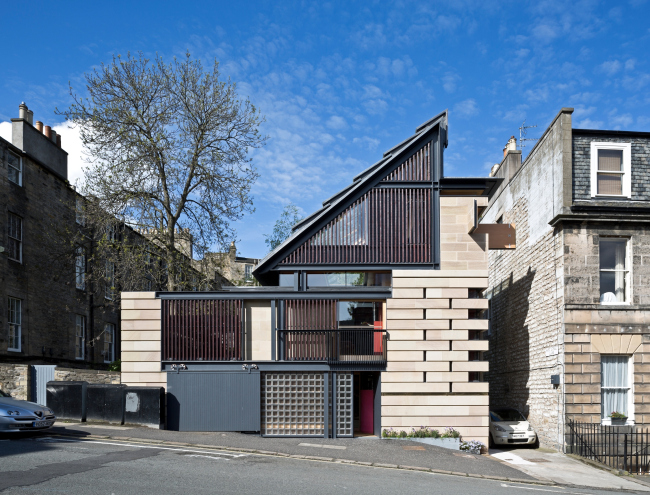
xmin=278 ymin=329 xmax=387 ymax=365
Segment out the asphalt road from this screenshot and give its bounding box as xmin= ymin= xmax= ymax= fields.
xmin=0 ymin=436 xmax=639 ymax=495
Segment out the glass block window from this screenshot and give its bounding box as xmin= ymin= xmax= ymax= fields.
xmin=8 ymin=297 xmax=22 ymax=352
xmin=336 ymin=373 xmax=353 ymax=437
xmin=261 ymin=373 xmax=325 ymax=436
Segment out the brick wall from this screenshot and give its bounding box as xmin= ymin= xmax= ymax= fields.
xmin=573 ymin=133 xmax=650 ymax=201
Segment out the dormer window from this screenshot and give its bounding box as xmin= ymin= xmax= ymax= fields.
xmin=590 ymin=142 xmax=631 ymax=198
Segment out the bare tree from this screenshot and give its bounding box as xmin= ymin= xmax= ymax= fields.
xmin=58 ymin=51 xmax=266 ymax=290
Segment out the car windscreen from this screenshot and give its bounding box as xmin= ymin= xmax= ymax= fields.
xmin=0 ymin=390 xmax=10 ymax=398
xmin=491 ymin=409 xmax=526 ymax=422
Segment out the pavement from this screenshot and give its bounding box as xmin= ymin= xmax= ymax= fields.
xmin=489 ymin=447 xmax=650 ymax=492
xmin=0 ymin=435 xmax=628 ymax=495
xmin=9 ymin=421 xmax=646 ymax=492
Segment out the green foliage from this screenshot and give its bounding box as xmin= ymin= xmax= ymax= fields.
xmin=382 ymin=426 xmax=460 ymax=439
xmin=264 ymin=204 xmax=304 ymax=252
xmin=610 ymin=411 xmax=627 ymax=419
xmin=108 ymin=359 xmax=121 ymax=372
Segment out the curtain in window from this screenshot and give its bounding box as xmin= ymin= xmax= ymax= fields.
xmin=601 ymin=355 xmax=629 ymax=419
xmin=598 ymin=150 xmax=623 ymax=195
xmin=614 ymin=243 xmax=626 ymax=302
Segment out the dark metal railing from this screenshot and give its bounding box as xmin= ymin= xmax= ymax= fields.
xmin=278 ymin=329 xmax=387 ymax=365
xmin=567 ymin=420 xmax=650 ymax=474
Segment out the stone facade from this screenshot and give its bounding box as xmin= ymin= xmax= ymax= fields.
xmin=484 ymin=107 xmax=650 ymax=449
xmin=1 ymin=110 xmax=120 ymax=368
xmin=53 ymin=367 xmax=120 ymax=384
xmin=0 ymin=363 xmax=30 ymax=400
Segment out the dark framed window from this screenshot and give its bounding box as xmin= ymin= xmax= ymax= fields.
xmin=7 ymin=213 xmax=22 ymax=262
xmin=7 ymin=151 xmax=22 ymax=186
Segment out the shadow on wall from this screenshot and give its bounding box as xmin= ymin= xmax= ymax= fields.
xmin=487 ymin=267 xmax=536 ymax=420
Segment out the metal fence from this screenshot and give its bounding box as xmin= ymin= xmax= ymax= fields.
xmin=567 ymin=420 xmax=650 ymax=474
xmin=278 ymin=329 xmax=387 ymax=365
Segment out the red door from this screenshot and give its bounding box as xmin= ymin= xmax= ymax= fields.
xmin=360 ymin=390 xmax=374 ymax=434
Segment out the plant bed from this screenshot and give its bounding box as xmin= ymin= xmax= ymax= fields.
xmin=381 ymin=427 xmax=462 ymax=451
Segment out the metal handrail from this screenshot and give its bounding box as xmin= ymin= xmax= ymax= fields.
xmin=278 ymin=329 xmax=387 ymax=365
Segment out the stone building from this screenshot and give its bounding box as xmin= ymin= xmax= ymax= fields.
xmin=200 ymin=241 xmax=261 ymax=287
xmin=482 ymin=107 xmax=650 ymax=449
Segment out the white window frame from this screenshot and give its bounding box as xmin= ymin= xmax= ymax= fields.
xmin=244 ymin=264 xmax=253 ymax=280
xmin=590 ymin=142 xmax=632 ymax=198
xmin=8 ymin=297 xmax=22 ymax=352
xmin=599 ymin=237 xmax=631 ymax=305
xmin=7 ymin=212 xmax=22 ymax=263
xmin=103 ymin=323 xmax=115 ymax=363
xmin=75 ymin=315 xmax=85 ymax=360
xmin=7 ymin=151 xmax=22 ymax=186
xmin=601 ymin=355 xmax=634 ymax=426
xmin=75 ymin=246 xmax=86 ymax=290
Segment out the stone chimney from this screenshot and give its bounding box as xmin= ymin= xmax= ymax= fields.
xmin=503 ymin=136 xmax=517 ymax=158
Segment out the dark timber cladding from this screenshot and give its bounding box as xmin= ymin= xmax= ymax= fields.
xmin=280 ymin=187 xmax=431 ymax=264
xmin=162 ymin=299 xmax=242 ymax=361
xmin=382 ymin=143 xmax=430 ymax=181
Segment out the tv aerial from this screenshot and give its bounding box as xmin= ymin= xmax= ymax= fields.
xmin=518 ymin=121 xmax=539 ymax=150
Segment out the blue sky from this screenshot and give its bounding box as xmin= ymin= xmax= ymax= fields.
xmin=2 ymin=1 xmax=650 ymax=258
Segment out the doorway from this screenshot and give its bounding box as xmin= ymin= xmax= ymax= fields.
xmin=353 ymin=371 xmax=379 ymax=436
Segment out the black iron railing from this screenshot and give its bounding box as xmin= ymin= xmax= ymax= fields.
xmin=567 ymin=420 xmax=650 ymax=474
xmin=278 ymin=329 xmax=387 ymax=365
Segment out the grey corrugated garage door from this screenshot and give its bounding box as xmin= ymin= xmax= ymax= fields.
xmin=167 ymin=371 xmax=260 ymax=431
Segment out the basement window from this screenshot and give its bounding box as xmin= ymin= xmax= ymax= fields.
xmin=590 ymin=142 xmax=631 ymax=198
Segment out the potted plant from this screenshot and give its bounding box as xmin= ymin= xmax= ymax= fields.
xmin=610 ymin=411 xmax=628 ymax=425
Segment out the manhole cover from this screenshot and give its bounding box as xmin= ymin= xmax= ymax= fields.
xmin=402 ymin=446 xmax=425 ymax=451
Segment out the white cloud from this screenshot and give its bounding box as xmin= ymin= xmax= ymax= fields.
xmin=598 ymin=60 xmax=621 ymax=75
xmin=442 ymin=72 xmax=459 ymax=93
xmin=453 ymin=99 xmax=478 ymax=118
xmin=0 ymin=121 xmax=11 ymax=142
xmin=52 ymin=122 xmax=86 ymax=187
xmin=326 ymin=115 xmax=347 ymax=130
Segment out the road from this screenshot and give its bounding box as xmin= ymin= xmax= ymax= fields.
xmin=0 ymin=435 xmax=639 ymax=494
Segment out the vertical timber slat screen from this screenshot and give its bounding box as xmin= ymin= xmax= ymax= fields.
xmin=279 ymin=187 xmax=431 ymax=265
xmin=284 ymin=300 xmax=336 ymax=361
xmin=382 ymin=143 xmax=430 ymax=181
xmin=163 ymin=299 xmax=242 ymax=361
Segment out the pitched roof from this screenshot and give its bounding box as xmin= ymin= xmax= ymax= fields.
xmin=254 ymin=111 xmax=448 ymax=278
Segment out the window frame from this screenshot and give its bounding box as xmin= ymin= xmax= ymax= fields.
xmin=599 ymin=237 xmax=631 ymax=305
xmin=75 ymin=246 xmax=86 ymax=290
xmin=7 ymin=151 xmax=22 ymax=186
xmin=590 ymin=142 xmax=632 ymax=199
xmin=75 ymin=314 xmax=85 ymax=360
xmin=105 ymin=260 xmax=116 ymax=300
xmin=7 ymin=212 xmax=22 ymax=263
xmin=601 ymin=354 xmax=634 ymax=426
xmin=103 ymin=323 xmax=115 ymax=363
xmin=7 ymin=297 xmax=22 ymax=352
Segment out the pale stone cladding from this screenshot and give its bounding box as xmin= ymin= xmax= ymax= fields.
xmin=121 ymin=292 xmax=166 ymax=388
xmin=383 ymin=195 xmax=491 ymax=444
xmin=482 ymin=109 xmax=572 ymax=449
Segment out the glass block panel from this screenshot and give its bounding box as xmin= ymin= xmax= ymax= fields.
xmin=261 ymin=372 xmax=325 ymax=436
xmin=336 ymin=372 xmax=353 ymax=437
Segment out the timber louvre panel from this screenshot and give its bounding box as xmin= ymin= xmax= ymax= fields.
xmin=279 ymin=188 xmax=431 ymax=265
xmin=261 ymin=372 xmax=325 ymax=436
xmin=162 ymin=299 xmax=242 ymax=361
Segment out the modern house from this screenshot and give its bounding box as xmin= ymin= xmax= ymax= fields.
xmin=121 ymin=111 xmax=512 ymax=442
xmin=482 ymin=107 xmax=650 ymax=449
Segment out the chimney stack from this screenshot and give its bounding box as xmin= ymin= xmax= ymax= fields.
xmin=50 ymin=129 xmax=57 ymax=144
xmin=503 ymin=136 xmax=517 ymax=157
xmin=26 ymin=110 xmax=33 ymax=125
xmin=56 ymin=134 xmax=62 ymax=147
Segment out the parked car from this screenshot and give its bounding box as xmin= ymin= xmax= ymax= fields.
xmin=489 ymin=408 xmax=537 ymax=447
xmin=0 ymin=389 xmax=56 ymax=433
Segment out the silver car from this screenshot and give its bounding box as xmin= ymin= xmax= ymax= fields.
xmin=0 ymin=389 xmax=56 ymax=432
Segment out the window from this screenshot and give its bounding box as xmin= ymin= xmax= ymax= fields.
xmin=105 ymin=223 xmax=117 ymax=242
xmin=600 ymin=238 xmax=629 ymax=304
xmin=75 ymin=247 xmax=86 ymax=290
xmin=337 ymin=301 xmax=383 ymax=329
xmin=8 ymin=297 xmax=22 ymax=352
xmin=244 ymin=264 xmax=253 ymax=280
xmin=307 ymin=272 xmax=391 ymax=288
xmin=105 ymin=261 xmax=116 ymax=300
xmin=75 ymin=315 xmax=85 ymax=360
xmin=7 ymin=213 xmax=22 ymax=262
xmin=601 ymin=355 xmax=633 ymax=424
xmin=103 ymin=323 xmax=115 ymax=363
xmin=7 ymin=151 xmax=22 ymax=186
xmin=590 ymin=142 xmax=632 ymax=198
xmin=75 ymin=196 xmax=85 ymax=225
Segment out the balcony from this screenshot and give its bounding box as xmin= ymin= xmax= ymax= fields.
xmin=278 ymin=329 xmax=387 ymax=365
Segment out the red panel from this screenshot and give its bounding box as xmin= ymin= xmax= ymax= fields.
xmin=360 ymin=390 xmax=374 ymax=434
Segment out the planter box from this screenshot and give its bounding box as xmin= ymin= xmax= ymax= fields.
xmin=611 ymin=418 xmax=628 ymax=426
xmin=383 ymin=437 xmax=461 ymax=451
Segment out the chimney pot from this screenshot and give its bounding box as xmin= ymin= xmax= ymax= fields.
xmin=26 ymin=110 xmax=34 ymax=125
xmin=50 ymin=129 xmax=57 ymax=143
xmin=56 ymin=134 xmax=62 ymax=147
xmin=19 ymin=102 xmax=28 ymax=120
xmin=35 ymin=121 xmax=43 ymax=132
xmin=44 ymin=125 xmax=52 ymax=139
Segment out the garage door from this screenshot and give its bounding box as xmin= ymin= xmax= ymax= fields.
xmin=167 ymin=371 xmax=260 ymax=432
